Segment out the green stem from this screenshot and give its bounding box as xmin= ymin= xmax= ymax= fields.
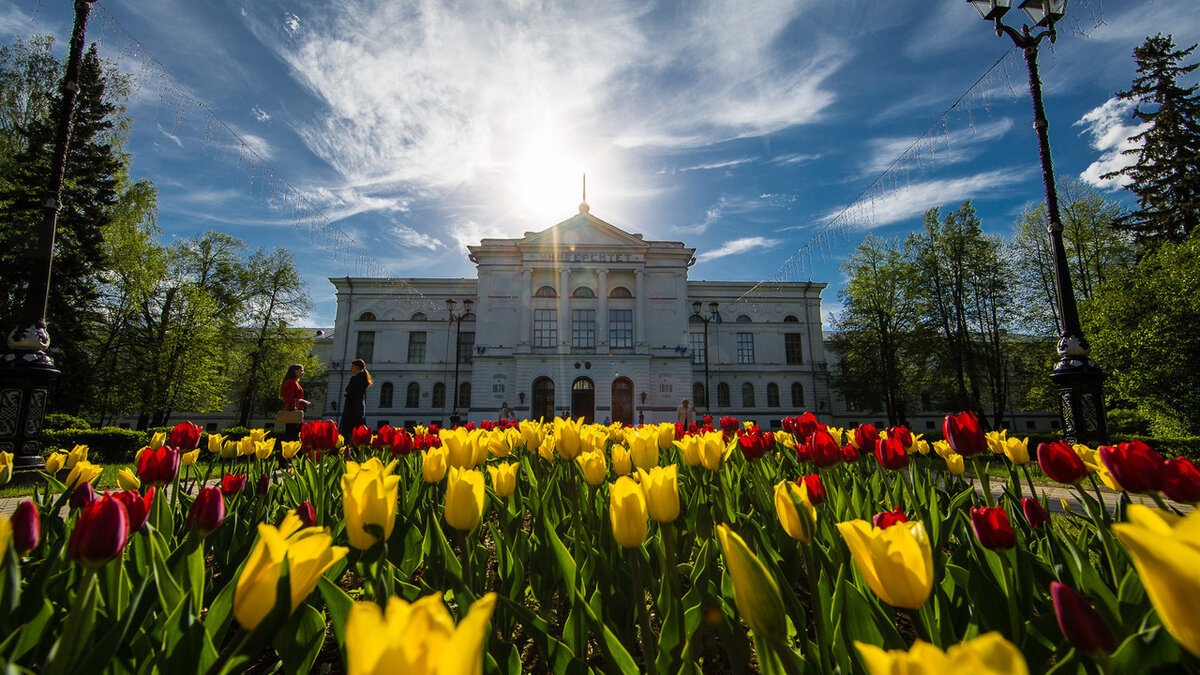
xmin=918 ymin=602 xmax=941 ymax=648
xmin=801 ymin=544 xmax=831 ymax=673
xmin=1021 ymin=464 xmax=1039 ymax=501
xmin=971 ymin=457 xmax=995 ymax=507
xmin=629 ymin=548 xmax=658 ymax=674
xmin=998 ymin=553 xmax=1022 ymax=644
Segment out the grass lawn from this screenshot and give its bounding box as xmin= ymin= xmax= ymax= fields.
xmin=0 ymin=462 xmax=135 ymax=499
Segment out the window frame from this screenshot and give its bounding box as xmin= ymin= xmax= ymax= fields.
xmin=736 ymin=332 xmax=755 ymax=364
xmin=407 ymin=331 xmax=427 ymax=363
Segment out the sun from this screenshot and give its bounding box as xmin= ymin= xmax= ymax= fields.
xmin=509 ymin=133 xmax=588 ymax=224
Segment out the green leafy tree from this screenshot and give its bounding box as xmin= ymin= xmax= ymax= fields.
xmin=1105 ymin=34 xmax=1200 ymax=246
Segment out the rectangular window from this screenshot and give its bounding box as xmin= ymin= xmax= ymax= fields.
xmin=689 ymin=332 xmax=706 ymax=365
xmin=737 ymin=332 xmax=755 ymax=364
xmin=407 ymin=331 xmax=427 ymax=363
xmin=572 ymin=309 xmax=596 ymax=349
xmin=355 ymin=331 xmax=376 ymax=362
xmin=534 ymin=309 xmax=557 ymax=347
xmin=784 ymin=333 xmax=804 ymax=365
xmin=457 ymin=331 xmax=475 ymax=364
xmin=609 ymin=309 xmax=633 ymax=348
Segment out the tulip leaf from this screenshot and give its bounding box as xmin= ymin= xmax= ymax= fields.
xmin=44 ymin=572 xmax=98 ymax=675
xmin=4 ymin=598 xmax=53 ymax=665
xmin=149 ymin=531 xmax=184 ymax=614
xmin=495 ymin=595 xmax=575 ymax=673
xmin=78 ymin=572 xmax=154 ymax=675
xmin=1110 ymin=623 xmax=1182 ymax=674
xmin=541 ymin=511 xmax=577 ymax=586
xmin=157 ymin=593 xmax=219 ymax=674
xmin=317 ymin=576 xmax=354 ymax=650
xmin=272 ymin=605 xmax=326 ymax=675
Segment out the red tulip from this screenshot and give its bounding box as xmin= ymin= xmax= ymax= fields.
xmin=1021 ymin=497 xmax=1051 ymax=529
xmin=875 ymin=437 xmax=909 ymax=470
xmin=351 ymin=425 xmax=373 ymax=448
xmin=1099 ymin=439 xmax=1165 ymax=494
xmin=872 ymin=507 xmax=908 ymax=529
xmin=189 ymin=487 xmax=225 ymax=535
xmin=795 ymin=443 xmax=812 ymax=463
xmin=970 ymin=506 xmax=1016 ymax=550
xmin=943 ymin=411 xmax=987 ymax=457
xmin=301 ymin=420 xmax=340 ymax=450
xmin=136 ymin=445 xmax=180 ymax=485
xmin=853 ymin=424 xmax=880 ymax=450
xmin=799 ymin=474 xmax=826 ymax=505
xmin=12 ymin=500 xmax=40 ymax=553
xmin=168 ymin=421 xmax=203 ymax=450
xmin=719 ymin=416 xmax=740 ymax=438
xmin=114 ymin=488 xmax=155 ymax=533
xmin=372 ymin=425 xmax=394 ymax=450
xmin=887 ymin=425 xmax=913 ymax=450
xmin=390 ymin=430 xmax=414 ymax=456
xmin=809 ymin=428 xmax=842 ymax=468
xmin=1163 ymin=457 xmax=1200 ymax=504
xmin=255 ymin=472 xmax=270 ymax=496
xmin=68 ymin=493 xmax=129 ymax=567
xmin=70 ymin=482 xmax=97 ymax=511
xmin=297 ymin=501 xmax=316 ymax=528
xmin=1038 ymin=440 xmax=1088 ymax=485
xmin=737 ymin=429 xmax=773 ymax=461
xmin=841 ymin=443 xmax=860 ymax=463
xmin=221 ymin=472 xmax=248 ymax=498
xmin=1051 ymin=582 xmax=1115 ymax=654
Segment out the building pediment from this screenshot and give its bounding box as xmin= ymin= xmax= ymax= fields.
xmin=517 ymin=210 xmax=651 ymax=251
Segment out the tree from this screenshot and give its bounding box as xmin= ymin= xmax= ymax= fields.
xmin=1105 ymin=34 xmax=1200 ymax=246
xmin=0 ymin=34 xmax=60 ymax=174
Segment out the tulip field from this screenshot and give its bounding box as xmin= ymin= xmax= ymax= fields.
xmin=0 ymin=412 xmax=1198 ymax=674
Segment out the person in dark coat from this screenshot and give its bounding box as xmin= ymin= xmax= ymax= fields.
xmin=340 ymin=359 xmax=372 ymax=438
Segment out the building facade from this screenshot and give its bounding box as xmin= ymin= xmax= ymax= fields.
xmin=326 ymin=205 xmax=832 ymax=428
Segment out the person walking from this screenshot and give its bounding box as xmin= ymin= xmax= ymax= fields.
xmin=340 ymin=359 xmax=373 ymax=438
xmin=675 ymin=398 xmax=695 ymax=427
xmin=278 ymin=364 xmax=310 ymax=442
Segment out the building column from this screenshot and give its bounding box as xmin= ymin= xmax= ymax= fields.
xmin=597 ymin=268 xmax=609 ymax=348
xmin=635 ymin=269 xmax=646 ymax=346
xmin=520 ymin=269 xmax=532 ymax=346
xmin=558 ymin=267 xmax=570 ymax=352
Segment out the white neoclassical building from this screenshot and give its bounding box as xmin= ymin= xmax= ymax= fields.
xmin=326 ymin=204 xmax=831 ymax=429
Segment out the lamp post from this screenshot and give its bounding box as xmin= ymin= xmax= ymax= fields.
xmin=969 ymin=0 xmax=1106 ymax=445
xmin=691 ymin=301 xmax=719 ymax=415
xmin=1 ymin=0 xmax=97 ymax=480
xmin=446 ymin=298 xmax=473 ymax=427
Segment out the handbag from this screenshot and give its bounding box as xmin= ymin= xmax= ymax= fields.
xmin=275 ymin=409 xmax=305 ymax=425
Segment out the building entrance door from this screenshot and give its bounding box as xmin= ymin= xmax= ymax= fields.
xmin=532 ymin=377 xmax=554 ymax=422
xmin=571 ymin=377 xmax=595 ymax=424
xmin=611 ymin=377 xmax=633 ymax=426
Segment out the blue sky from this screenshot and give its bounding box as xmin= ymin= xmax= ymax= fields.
xmin=3 ymin=0 xmax=1198 ymax=326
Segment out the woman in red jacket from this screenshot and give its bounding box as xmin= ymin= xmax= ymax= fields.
xmin=280 ymin=364 xmax=310 ymax=441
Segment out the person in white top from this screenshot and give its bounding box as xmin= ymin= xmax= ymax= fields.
xmin=675 ymin=398 xmax=695 ymax=427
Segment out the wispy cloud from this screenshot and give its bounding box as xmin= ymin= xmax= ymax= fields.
xmin=697 ymin=236 xmax=782 ymax=262
xmin=673 ymin=194 xmax=768 ymax=235
xmin=1075 ymin=96 xmax=1147 ymax=190
xmin=666 ymin=157 xmax=756 ymax=173
xmin=859 ymin=118 xmax=1014 ymax=176
xmin=251 ymin=105 xmax=272 ymax=123
xmin=822 ymin=168 xmax=1033 ymax=228
xmin=388 ymin=224 xmax=442 ymax=251
xmin=156 ymin=122 xmax=184 ymax=148
xmin=283 ymin=12 xmax=300 ymax=36
xmin=770 ymin=152 xmax=821 ymax=165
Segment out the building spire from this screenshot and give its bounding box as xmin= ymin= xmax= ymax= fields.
xmin=579 ymin=173 xmax=589 ymax=213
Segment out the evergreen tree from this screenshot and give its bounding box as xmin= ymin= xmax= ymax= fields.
xmin=1105 ymin=34 xmax=1200 ymax=246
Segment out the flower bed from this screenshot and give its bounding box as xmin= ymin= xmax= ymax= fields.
xmin=0 ymin=413 xmax=1197 ymax=674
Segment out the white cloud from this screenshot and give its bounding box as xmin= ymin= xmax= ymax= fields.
xmin=674 ymin=194 xmax=766 ymax=235
xmin=669 ymin=157 xmax=756 ymax=173
xmin=697 ymin=236 xmax=782 ymax=262
xmin=251 ymin=105 xmax=272 ymax=122
xmin=860 ymin=118 xmax=1014 ymax=176
xmin=238 ymin=133 xmax=274 ymax=161
xmin=1075 ymin=96 xmax=1148 ymax=190
xmin=283 ymin=12 xmax=300 ymax=36
xmin=156 ymin=122 xmax=184 ymax=148
xmin=770 ymin=152 xmax=821 ymax=165
xmin=822 ymin=168 xmax=1033 ymax=228
xmin=388 ymin=224 xmax=442 ymax=251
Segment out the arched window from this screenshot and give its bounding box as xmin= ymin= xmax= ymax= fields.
xmin=432 ymin=382 xmax=446 ymax=409
xmin=358 ymin=311 xmax=377 ymax=321
xmin=717 ymin=382 xmax=730 ymax=408
xmin=609 ymin=286 xmax=632 ymax=298
xmin=405 ymin=383 xmax=420 ymax=408
xmin=572 ymin=287 xmax=595 ymax=298
xmin=688 ymin=314 xmax=704 ymax=324
xmin=791 ymin=382 xmax=805 ymax=407
xmin=742 ymin=382 xmax=756 ymax=408
xmin=736 ymin=314 xmax=752 ymax=323
xmin=379 ymin=382 xmax=394 ymax=408
xmin=535 ymin=286 xmax=557 ymax=297
xmin=693 ymin=382 xmax=707 ymax=408
xmin=767 ymin=382 xmax=780 ymax=407
xmin=783 ymin=315 xmax=799 ymax=323
xmin=411 ymin=311 xmax=428 ymax=321
xmin=458 ymin=382 xmax=472 ymax=408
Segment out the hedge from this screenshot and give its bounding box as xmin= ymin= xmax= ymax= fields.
xmin=41 ymin=428 xmax=147 ymax=464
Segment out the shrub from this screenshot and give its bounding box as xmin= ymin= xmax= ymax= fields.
xmin=41 ymin=428 xmax=148 ymax=463
xmin=43 ymin=413 xmax=91 ymax=430
xmin=1107 ymin=408 xmax=1153 ymax=435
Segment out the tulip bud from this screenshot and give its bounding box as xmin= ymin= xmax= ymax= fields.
xmin=716 ymin=523 xmax=787 ymax=643
xmin=189 ymin=487 xmax=225 ymax=535
xmin=1163 ymin=457 xmax=1200 ymax=504
xmin=775 ymin=480 xmax=817 ymax=542
xmin=445 ymin=467 xmax=485 ymax=532
xmin=610 ymin=476 xmax=648 ymax=548
xmin=136 ymin=446 xmax=180 ymax=486
xmin=1099 ymin=439 xmax=1166 ymax=494
xmin=12 ymin=500 xmax=40 ymax=554
xmin=70 ymin=482 xmax=97 ymax=511
xmin=352 ymin=425 xmax=373 ymax=448
xmin=638 ymin=465 xmax=680 ymax=523
xmin=487 ymin=462 xmax=519 ymax=497
xmin=970 ymin=506 xmax=1016 ymax=550
xmin=808 ymin=429 xmax=842 ymax=468
xmin=297 ymin=501 xmax=316 ymax=528
xmin=221 ymin=472 xmax=248 ymax=498
xmin=149 ymin=432 xmax=167 ymax=450
xmin=800 ymin=474 xmax=826 ymax=505
xmin=1021 ymin=497 xmax=1051 ymax=528
xmin=943 ymin=411 xmax=987 ymax=457
xmin=945 ymin=452 xmax=965 ymax=476
xmin=1038 ymin=440 xmax=1088 ymax=485
xmin=841 ymin=443 xmax=859 ymax=463
xmin=68 ymin=493 xmax=130 ymax=567
xmin=611 ymin=444 xmax=633 ymax=476
xmin=117 ymin=467 xmax=141 ymax=491
xmin=1051 ymin=582 xmax=1115 ymax=653
xmin=872 ymin=507 xmax=908 ymax=529
xmin=169 ymin=421 xmax=202 ymax=450
xmin=875 ymin=437 xmax=909 ymax=470
xmin=255 ymin=472 xmax=270 ymax=496
xmin=422 ymin=447 xmax=448 ymax=483
xmin=207 ymin=433 xmax=226 ymax=454
xmin=0 ymin=450 xmax=12 ymax=486
xmin=44 ymin=451 xmax=67 ymax=475
xmin=65 ymin=460 xmax=102 ymax=490
xmin=115 ymin=487 xmax=155 ymax=533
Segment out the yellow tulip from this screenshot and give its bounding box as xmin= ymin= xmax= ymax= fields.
xmin=250 ymin=428 xmax=267 ymax=444
xmin=237 ymin=436 xmax=256 ymax=457
xmin=913 ymin=439 xmax=931 ymax=456
xmin=442 ymin=428 xmax=481 ymax=469
xmin=65 ymin=460 xmax=102 ymax=490
xmin=346 ymin=592 xmax=497 ymax=675
xmin=44 ymin=451 xmax=67 ymax=475
xmin=985 ymin=429 xmax=1007 ymax=455
xmin=281 ymin=441 xmax=301 ymax=460
xmin=117 ymin=467 xmax=141 ymax=490
xmin=487 ymin=430 xmax=511 ymax=459
xmin=1001 ymin=436 xmax=1029 ymax=465
xmin=945 ymin=452 xmax=965 ymax=476
xmin=66 ymin=444 xmax=89 ymax=469
xmin=1114 ymin=505 xmax=1200 ymax=657
xmin=422 ymin=447 xmax=448 ymax=483
xmin=856 ymin=632 xmax=1028 ymax=675
xmin=837 ymin=519 xmax=933 ymax=609
xmin=207 ymin=433 xmax=226 ymax=454
xmin=611 ymin=444 xmax=632 ymax=476
xmin=774 ymin=480 xmax=817 ymax=543
xmin=181 ymin=449 xmax=200 ymax=468
xmin=699 ymin=432 xmax=731 ymax=471
xmin=221 ymin=440 xmax=239 ymax=459
xmin=149 ymin=433 xmax=166 ymax=450
xmin=537 ymin=435 xmax=556 ymax=462
xmin=827 ymin=427 xmax=846 ymax=446
xmin=577 ymin=449 xmax=607 ymax=486
xmin=638 ymin=465 xmax=680 ymax=523
xmin=487 ymin=462 xmax=518 ymax=498
xmin=234 ymin=512 xmax=348 ymax=629
xmin=674 ymin=436 xmax=702 ymax=467
xmin=906 ymin=432 xmax=925 ymax=453
xmin=554 ymin=418 xmax=584 ymax=460
xmin=610 ymin=476 xmax=648 ymax=548
xmin=630 ymin=432 xmax=658 ymax=470
xmin=716 ymin=523 xmax=786 ymax=643
xmin=0 ymin=516 xmax=10 ymax=552
xmin=519 ymin=420 xmax=543 ymax=450
xmin=0 ymin=451 xmax=12 ymax=486
xmin=656 ymin=423 xmax=675 ymax=451
xmin=933 ymin=440 xmax=952 ymax=460
xmin=342 ymin=459 xmax=401 ymax=550
xmin=445 ymin=467 xmax=485 ymax=532
xmin=256 ymin=440 xmax=275 ymax=460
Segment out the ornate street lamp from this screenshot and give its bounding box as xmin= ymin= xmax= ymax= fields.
xmin=969 ymin=0 xmax=1107 ymax=445
xmin=1 ymin=0 xmax=98 ymax=480
xmin=446 ymin=298 xmax=473 ymax=427
xmin=691 ymin=301 xmax=719 ymax=415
